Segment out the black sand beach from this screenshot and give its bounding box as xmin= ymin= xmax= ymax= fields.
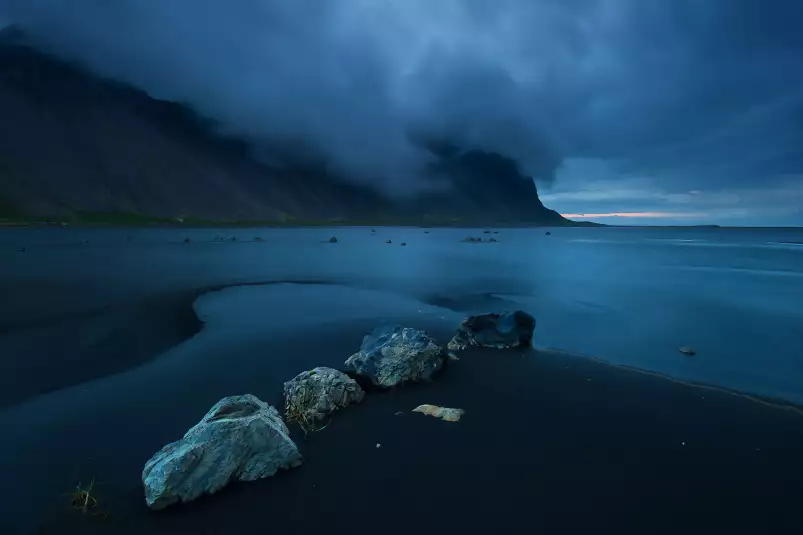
xmin=1 ymin=314 xmax=802 ymax=535
xmin=0 ymin=279 xmax=337 ymax=408
xmin=1 ymin=227 xmax=803 ymax=534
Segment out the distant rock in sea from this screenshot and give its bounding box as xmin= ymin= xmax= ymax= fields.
xmin=448 ymin=311 xmax=536 ymax=351
xmin=142 ymin=394 xmax=302 ymax=510
xmin=343 ymin=325 xmax=445 ymax=387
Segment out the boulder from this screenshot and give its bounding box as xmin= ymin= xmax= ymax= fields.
xmin=142 ymin=394 xmax=302 ymax=510
xmin=284 ymin=367 xmax=364 ymax=422
xmin=343 ymin=325 xmax=445 ymax=387
xmin=447 ymin=311 xmax=536 ymax=351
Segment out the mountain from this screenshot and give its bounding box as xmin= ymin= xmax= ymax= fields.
xmin=0 ymin=32 xmax=571 ymax=226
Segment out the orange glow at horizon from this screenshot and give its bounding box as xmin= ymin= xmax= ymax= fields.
xmin=561 ymin=212 xmax=700 ymax=219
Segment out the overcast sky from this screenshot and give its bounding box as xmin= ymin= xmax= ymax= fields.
xmin=2 ymin=0 xmax=802 ymax=225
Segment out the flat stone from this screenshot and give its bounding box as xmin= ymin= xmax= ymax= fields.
xmin=412 ymin=404 xmax=465 ymax=422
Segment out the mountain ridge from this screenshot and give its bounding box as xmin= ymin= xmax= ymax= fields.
xmin=0 ymin=32 xmax=574 ymax=226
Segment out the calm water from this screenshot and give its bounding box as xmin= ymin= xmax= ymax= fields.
xmin=1 ymin=225 xmax=802 ymax=402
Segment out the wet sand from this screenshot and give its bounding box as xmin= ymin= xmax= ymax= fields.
xmin=0 ymin=280 xmax=338 ymax=408
xmin=0 ymin=307 xmax=800 ymax=534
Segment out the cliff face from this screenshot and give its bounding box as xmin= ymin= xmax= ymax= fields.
xmin=0 ymin=37 xmax=569 ymax=225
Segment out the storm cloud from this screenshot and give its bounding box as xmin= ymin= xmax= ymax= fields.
xmin=2 ymin=0 xmax=802 ymax=222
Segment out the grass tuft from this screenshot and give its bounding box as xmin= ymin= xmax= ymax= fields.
xmin=284 ymin=388 xmax=331 ymax=437
xmin=65 ymin=478 xmax=105 ymax=517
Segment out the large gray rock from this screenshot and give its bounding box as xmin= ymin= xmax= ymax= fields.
xmin=447 ymin=311 xmax=536 ymax=351
xmin=142 ymin=394 xmax=302 ymax=510
xmin=343 ymin=325 xmax=445 ymax=387
xmin=284 ymin=367 xmax=364 ymax=422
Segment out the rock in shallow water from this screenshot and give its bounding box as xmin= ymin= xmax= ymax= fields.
xmin=284 ymin=367 xmax=364 ymax=422
xmin=142 ymin=394 xmax=302 ymax=510
xmin=343 ymin=325 xmax=445 ymax=387
xmin=447 ymin=311 xmax=536 ymax=351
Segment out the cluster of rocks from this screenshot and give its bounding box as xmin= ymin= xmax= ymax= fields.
xmin=141 ymin=310 xmax=536 ymax=510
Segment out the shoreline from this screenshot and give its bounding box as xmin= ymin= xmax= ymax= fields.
xmin=16 ymin=327 xmax=803 ymax=534
xmin=0 ymin=279 xmax=335 ymax=409
xmin=4 ymin=276 xmax=803 ymax=415
xmin=0 ymin=220 xmax=584 ymax=229
xmin=0 ymin=282 xmax=802 ymax=533
xmin=6 ymin=279 xmax=803 ymax=415
xmin=4 ymin=220 xmax=802 ymax=230
xmin=547 ymin=346 xmax=803 ymax=416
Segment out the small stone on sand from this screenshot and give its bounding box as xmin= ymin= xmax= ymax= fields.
xmin=412 ymin=404 xmax=465 ymax=422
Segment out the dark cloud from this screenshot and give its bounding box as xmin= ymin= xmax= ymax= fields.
xmin=1 ymin=0 xmax=802 ymax=221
